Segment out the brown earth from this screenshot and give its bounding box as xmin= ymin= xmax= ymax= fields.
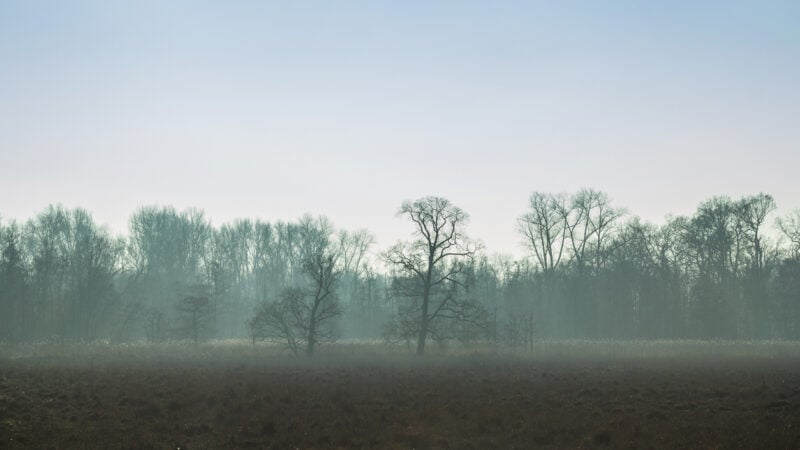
xmin=1 ymin=352 xmax=800 ymax=449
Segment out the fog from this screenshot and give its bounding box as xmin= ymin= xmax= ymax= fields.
xmin=2 ymin=2 xmax=800 ymax=447
xmin=2 ymin=191 xmax=799 ymax=355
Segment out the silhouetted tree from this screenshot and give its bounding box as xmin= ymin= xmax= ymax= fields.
xmin=778 ymin=210 xmax=800 ymax=259
xmin=249 ymin=216 xmax=343 ymax=356
xmin=3 ymin=192 xmax=800 ymax=344
xmin=385 ymin=196 xmax=480 ymax=355
xmin=0 ymin=223 xmax=28 ymax=342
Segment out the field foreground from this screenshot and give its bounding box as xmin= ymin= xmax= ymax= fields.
xmin=1 ymin=343 xmax=800 ymax=449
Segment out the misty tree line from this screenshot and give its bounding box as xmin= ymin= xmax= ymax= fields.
xmin=1 ymin=190 xmax=800 ymax=353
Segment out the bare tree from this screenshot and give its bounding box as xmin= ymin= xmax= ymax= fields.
xmin=777 ymin=210 xmax=800 ymax=259
xmin=385 ymin=196 xmax=479 ymax=355
xmin=301 ymin=250 xmax=342 ymax=355
xmin=0 ymin=223 xmax=28 ymax=342
xmin=337 ymin=229 xmax=374 ymax=277
xmin=518 ymin=192 xmax=568 ymax=275
xmin=516 ymin=192 xmax=568 ymax=346
xmin=737 ymin=194 xmax=776 ymax=271
xmin=249 ymin=216 xmax=343 ymax=356
xmin=249 ymin=288 xmax=305 ymax=355
xmin=556 ymin=189 xmax=625 ymax=273
xmin=249 ymin=260 xmax=342 ymax=355
xmin=335 ymin=229 xmax=376 ymax=336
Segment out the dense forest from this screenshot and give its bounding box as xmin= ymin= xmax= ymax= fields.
xmin=1 ymin=190 xmax=800 ymax=354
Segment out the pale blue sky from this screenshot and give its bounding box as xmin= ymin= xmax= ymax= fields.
xmin=1 ymin=1 xmax=798 ymax=255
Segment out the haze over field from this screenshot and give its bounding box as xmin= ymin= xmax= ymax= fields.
xmin=3 ymin=3 xmax=800 ymax=449
xmin=2 ymin=1 xmax=799 ymax=255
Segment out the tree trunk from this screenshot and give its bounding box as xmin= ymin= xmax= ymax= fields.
xmin=306 ymin=326 xmax=316 ymax=356
xmin=306 ymin=297 xmax=320 ymax=356
xmin=416 ymin=254 xmax=437 ymax=356
xmin=416 ymin=312 xmax=428 ymax=356
xmin=416 ymin=285 xmax=430 ymax=356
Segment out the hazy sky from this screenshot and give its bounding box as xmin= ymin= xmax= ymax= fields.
xmin=1 ymin=1 xmax=798 ymax=256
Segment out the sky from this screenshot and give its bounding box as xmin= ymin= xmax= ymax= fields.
xmin=1 ymin=1 xmax=798 ymax=256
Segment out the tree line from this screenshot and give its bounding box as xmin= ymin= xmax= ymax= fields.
xmin=1 ymin=190 xmax=800 ymax=354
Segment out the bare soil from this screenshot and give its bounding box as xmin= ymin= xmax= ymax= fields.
xmin=1 ymin=353 xmax=799 ymax=449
